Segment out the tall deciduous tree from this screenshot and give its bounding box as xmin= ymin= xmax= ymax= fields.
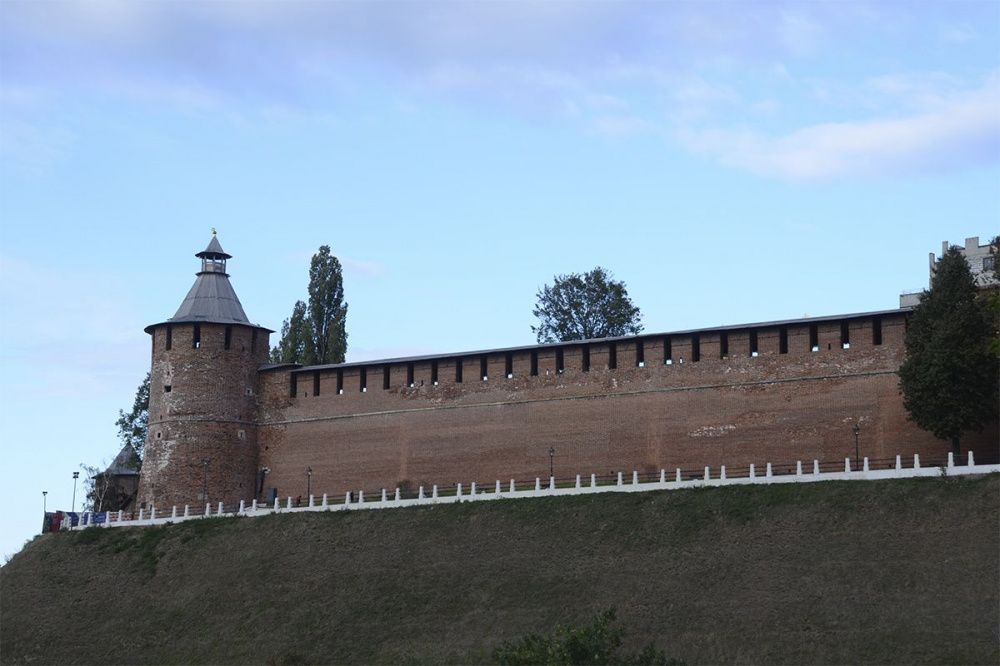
xmin=532 ymin=267 xmax=643 ymax=343
xmin=898 ymin=247 xmax=998 ymax=457
xmin=115 ymin=372 xmax=149 ymax=460
xmin=271 ymin=246 xmax=349 ymax=365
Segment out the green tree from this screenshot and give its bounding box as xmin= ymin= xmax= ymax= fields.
xmin=115 ymin=372 xmax=149 ymax=460
xmin=270 ymin=300 xmax=309 ymax=364
xmin=898 ymin=247 xmax=998 ymax=457
xmin=532 ymin=267 xmax=643 ymax=343
xmin=306 ymin=246 xmax=348 ymax=364
xmin=270 ymin=246 xmax=349 ymax=365
xmin=492 ymin=608 xmax=680 ymax=665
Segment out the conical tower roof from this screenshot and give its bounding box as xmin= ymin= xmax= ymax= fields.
xmin=145 ymin=234 xmax=271 ymax=333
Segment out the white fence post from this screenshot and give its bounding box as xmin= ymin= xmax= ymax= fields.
xmin=322 ymin=494 xmax=328 ymax=507
xmin=471 ymin=482 xmax=477 ymax=496
xmin=150 ymin=507 xmax=156 ymax=520
xmin=749 ymin=464 xmax=756 ymax=480
xmin=720 ymin=465 xmax=727 ymax=481
xmin=117 ymin=510 xmax=123 ymax=523
xmin=359 ymin=491 xmax=365 ymax=504
xmin=218 ymin=501 xmax=224 ymax=514
xmin=863 ymin=457 xmax=870 ymax=472
xmin=344 ymin=493 xmax=350 ymax=505
xmin=418 ymin=486 xmax=425 ymax=500
xmin=703 ymin=467 xmax=710 ymax=481
xmin=675 ymin=468 xmax=682 ymax=483
xmin=205 ymin=503 xmax=211 ymax=516
xmin=947 ymin=452 xmax=955 ymax=468
xmin=766 ymin=463 xmax=773 ymax=478
xmin=285 ymin=497 xmax=292 ymax=510
xmin=238 ymin=500 xmax=245 ymax=513
xmin=617 ymin=472 xmax=623 ymax=487
xmin=968 ymin=451 xmax=975 ymax=466
xmin=575 ymin=475 xmax=581 ymax=489
xmin=813 ymin=460 xmax=819 ymax=475
xmin=535 ymin=478 xmax=541 ymax=492
xmin=795 ymin=461 xmax=802 ymax=476
xmin=844 ymin=458 xmax=851 ymax=473
xmin=895 ymin=455 xmax=901 ymax=471
xmin=395 ymin=488 xmax=401 ymax=501
xmin=456 ymin=483 xmax=462 ymax=498
xmin=914 ymin=454 xmax=920 ymax=469
xmin=432 ymin=485 xmax=439 ymax=499
xmin=308 ymin=495 xmax=315 ymax=508
xmin=251 ymin=500 xmax=257 ymax=511
xmin=496 ymin=480 xmax=502 ymax=494
xmin=138 ymin=508 xmax=145 ymax=521
xmin=171 ymin=506 xmax=177 ymax=519
xmin=380 ymin=489 xmax=387 ymax=503
xmin=184 ymin=505 xmax=190 ymax=518
xmin=632 ymin=471 xmax=639 ymax=485
xmin=590 ymin=473 xmax=596 ymax=488
xmin=510 ymin=479 xmax=516 ymax=493
xmin=548 ymin=477 xmax=554 ymax=491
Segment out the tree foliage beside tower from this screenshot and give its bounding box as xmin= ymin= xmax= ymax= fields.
xmin=271 ymin=246 xmax=348 ymax=365
xmin=532 ymin=267 xmax=643 ymax=343
xmin=116 ymin=372 xmax=149 ymax=460
xmin=897 ymin=247 xmax=998 ymax=456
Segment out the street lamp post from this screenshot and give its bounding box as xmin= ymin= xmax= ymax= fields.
xmin=306 ymin=467 xmax=313 ymax=497
xmin=202 ymin=459 xmax=209 ymax=504
xmin=71 ymin=471 xmax=79 ymax=512
xmin=42 ymin=490 xmax=48 ymax=514
xmin=853 ymin=423 xmax=861 ymax=469
xmin=548 ymin=447 xmax=555 ymax=478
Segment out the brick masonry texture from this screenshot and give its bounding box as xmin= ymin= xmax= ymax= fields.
xmin=137 ymin=311 xmax=999 ymax=508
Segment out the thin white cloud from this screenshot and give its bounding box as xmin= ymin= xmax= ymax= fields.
xmin=678 ymin=77 xmax=1000 ymax=181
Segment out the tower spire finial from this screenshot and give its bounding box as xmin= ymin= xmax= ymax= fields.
xmin=212 ymin=227 xmax=217 ymax=236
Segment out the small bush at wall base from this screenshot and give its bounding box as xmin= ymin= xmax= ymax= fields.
xmin=492 ymin=608 xmax=682 ymax=665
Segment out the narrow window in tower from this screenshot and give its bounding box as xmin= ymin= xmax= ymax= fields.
xmin=749 ymin=330 xmax=759 ymax=357
xmin=635 ymin=340 xmax=644 ymax=367
xmin=530 ymin=351 xmax=538 ymax=376
xmin=691 ymin=334 xmax=701 ymax=362
xmin=383 ymin=366 xmax=391 ymax=390
xmin=608 ymin=343 xmax=617 ymax=369
xmin=431 ymin=361 xmax=439 ymax=385
xmin=359 ymin=367 xmax=367 ymax=392
xmin=480 ymin=355 xmax=488 ymax=381
xmin=407 ymin=363 xmax=415 ymax=387
xmin=455 ymin=359 xmax=463 ymax=383
xmin=224 ymin=326 xmax=232 ymax=350
xmin=582 ymin=345 xmax=591 ymax=372
xmin=841 ymin=321 xmax=851 ymax=349
xmin=664 ymin=336 xmax=673 ymax=365
xmin=779 ymin=327 xmax=788 ymax=354
xmin=556 ymin=348 xmax=564 ymax=373
xmin=719 ymin=332 xmax=729 ymax=358
xmin=809 ymin=324 xmax=819 ymax=352
xmin=872 ymin=316 xmax=883 ymax=345
xmin=165 ymin=325 xmax=173 ymax=351
xmin=251 ymin=329 xmax=257 ymax=353
xmin=164 ymin=385 xmax=172 ymax=393
xmin=290 ymin=373 xmax=298 ymax=398
xmin=193 ymin=325 xmax=201 ymax=349
xmin=313 ymin=371 xmax=321 ymax=397
xmin=336 ymin=369 xmax=344 ymax=394
xmin=505 ymin=352 xmax=513 ymax=379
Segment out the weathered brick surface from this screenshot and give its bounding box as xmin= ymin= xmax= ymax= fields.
xmin=137 ymin=322 xmax=270 ymax=510
xmin=138 ymin=310 xmax=998 ymax=508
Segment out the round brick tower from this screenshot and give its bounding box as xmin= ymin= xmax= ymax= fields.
xmin=136 ymin=234 xmax=272 ymax=511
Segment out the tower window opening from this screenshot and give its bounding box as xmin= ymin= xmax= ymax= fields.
xmin=719 ymin=332 xmax=729 ymax=358
xmin=431 ymin=361 xmax=439 ymax=385
xmin=359 ymin=367 xmax=367 ymax=393
xmin=779 ymin=327 xmax=788 ymax=354
xmin=749 ymin=330 xmax=759 ymax=357
xmin=872 ymin=316 xmax=883 ymax=345
xmin=164 ymin=385 xmax=172 ymax=393
xmin=608 ymin=343 xmax=617 ymax=369
xmin=809 ymin=324 xmax=819 ymax=352
xmin=635 ymin=340 xmax=644 ymax=367
xmin=313 ymin=371 xmax=321 ymax=397
xmin=290 ymin=373 xmax=298 ymax=398
xmin=691 ymin=334 xmax=701 ymax=362
xmin=530 ymin=351 xmax=538 ymax=376
xmin=664 ymin=336 xmax=672 ymax=365
xmin=556 ymin=348 xmax=564 ymax=373
xmin=383 ymin=366 xmax=391 ymax=390
xmin=336 ymin=369 xmax=344 ymax=395
xmin=480 ymin=355 xmax=488 ymax=381
xmin=455 ymin=359 xmax=463 ymax=383
xmin=224 ymin=326 xmax=232 ymax=350
xmin=193 ymin=325 xmax=201 ymax=349
xmin=505 ymin=352 xmax=513 ymax=379
xmin=582 ymin=345 xmax=590 ymax=372
xmin=165 ymin=325 xmax=173 ymax=351
xmin=840 ymin=321 xmax=850 ymax=349
xmin=407 ymin=363 xmax=415 ymax=388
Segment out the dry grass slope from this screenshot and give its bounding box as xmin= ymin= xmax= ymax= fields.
xmin=2 ymin=475 xmax=998 ymax=665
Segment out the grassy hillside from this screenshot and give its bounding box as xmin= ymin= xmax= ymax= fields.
xmin=2 ymin=475 xmax=998 ymax=665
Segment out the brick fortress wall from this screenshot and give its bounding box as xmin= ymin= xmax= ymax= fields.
xmin=256 ymin=312 xmax=998 ymax=500
xmin=137 ymin=322 xmax=271 ymax=509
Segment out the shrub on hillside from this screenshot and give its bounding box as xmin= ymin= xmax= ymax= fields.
xmin=492 ymin=608 xmax=681 ymax=665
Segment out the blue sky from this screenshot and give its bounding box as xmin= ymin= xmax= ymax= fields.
xmin=1 ymin=1 xmax=997 ymax=559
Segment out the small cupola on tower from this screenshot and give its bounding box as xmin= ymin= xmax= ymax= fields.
xmin=197 ymin=229 xmax=232 ymax=275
